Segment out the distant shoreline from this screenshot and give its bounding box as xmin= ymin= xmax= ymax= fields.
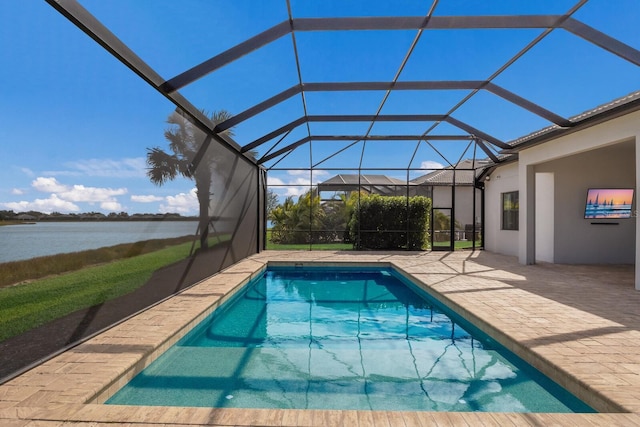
xmin=1 ymin=218 xmax=198 ymax=226
xmin=0 ymin=221 xmax=34 ymax=227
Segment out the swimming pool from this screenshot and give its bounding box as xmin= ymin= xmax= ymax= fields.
xmin=107 ymin=266 xmax=594 ymax=412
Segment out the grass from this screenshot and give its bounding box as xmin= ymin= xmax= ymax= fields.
xmin=266 ymin=241 xmax=353 ymax=250
xmin=265 ymin=230 xmax=353 ymax=250
xmin=0 ymin=241 xmax=194 ymax=342
xmin=432 ymin=240 xmax=483 ymax=250
xmin=0 ymin=227 xmax=475 ymax=342
xmin=0 ymin=220 xmax=32 ymax=227
xmin=0 ymin=235 xmax=195 ymax=289
xmin=265 ymin=230 xmax=480 ymax=251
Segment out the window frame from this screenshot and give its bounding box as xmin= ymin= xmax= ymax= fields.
xmin=501 ymin=191 xmax=519 ymax=231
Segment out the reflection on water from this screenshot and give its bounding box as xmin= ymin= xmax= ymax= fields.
xmin=107 ymin=268 xmax=593 ymax=413
xmin=584 ymin=203 xmax=632 ymax=219
xmin=0 ymin=221 xmax=197 ymax=262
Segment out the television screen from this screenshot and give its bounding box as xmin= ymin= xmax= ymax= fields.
xmin=584 ymin=188 xmax=634 ymax=219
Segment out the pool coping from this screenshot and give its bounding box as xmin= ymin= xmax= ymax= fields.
xmin=391 ymin=267 xmax=622 ymax=414
xmin=1 ymin=250 xmax=639 ymax=426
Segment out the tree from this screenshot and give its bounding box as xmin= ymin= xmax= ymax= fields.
xmin=269 ymin=196 xmax=295 ymax=243
xmin=269 ymin=191 xmax=325 ymax=244
xmin=432 ymin=210 xmax=462 ymax=243
xmin=147 ymin=109 xmax=233 ymax=250
xmin=320 ymin=191 xmax=358 ymax=243
xmin=266 ymin=189 xmax=279 ymax=221
xmin=0 ymin=210 xmax=16 ymax=220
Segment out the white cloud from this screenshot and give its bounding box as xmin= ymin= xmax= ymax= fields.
xmin=131 ymin=194 xmax=164 ymax=203
xmin=270 ymin=184 xmax=308 ymax=198
xmin=267 ymin=176 xmax=285 ymax=186
xmin=420 ymin=160 xmax=445 ymax=170
xmin=291 ymin=177 xmax=312 ymax=186
xmin=160 ymin=188 xmax=198 ymax=214
xmin=45 ymin=157 xmax=147 ymax=178
xmin=100 ymin=201 xmax=122 ymax=212
xmin=59 ymin=185 xmax=127 ymax=203
xmin=267 ymin=170 xmax=329 ymax=199
xmin=284 ymin=187 xmax=306 ymax=197
xmin=32 ymin=177 xmax=68 ymax=193
xmin=21 ymin=167 xmax=35 ymax=177
xmin=32 ymin=177 xmax=127 ymax=203
xmin=10 ymin=176 xmax=129 ymax=213
xmin=286 ymin=169 xmax=329 ymax=179
xmin=11 ymin=188 xmax=24 ymax=195
xmin=1 ymin=194 xmax=80 ymax=214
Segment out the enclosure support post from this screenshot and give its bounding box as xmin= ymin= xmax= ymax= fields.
xmin=451 ymin=170 xmax=456 ymax=251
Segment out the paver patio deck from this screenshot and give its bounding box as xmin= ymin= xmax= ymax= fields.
xmin=1 ymin=250 xmax=639 ymax=426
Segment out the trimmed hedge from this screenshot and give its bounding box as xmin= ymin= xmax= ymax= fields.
xmin=348 ymin=195 xmax=431 ymax=250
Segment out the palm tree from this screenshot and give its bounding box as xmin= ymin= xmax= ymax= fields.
xmin=269 ymin=191 xmax=325 ymax=244
xmin=146 ymin=109 xmax=234 ymax=250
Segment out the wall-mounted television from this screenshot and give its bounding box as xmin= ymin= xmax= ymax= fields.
xmin=584 ymin=188 xmax=634 ymax=219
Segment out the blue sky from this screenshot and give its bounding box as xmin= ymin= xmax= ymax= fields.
xmin=0 ymin=0 xmax=638 ymax=214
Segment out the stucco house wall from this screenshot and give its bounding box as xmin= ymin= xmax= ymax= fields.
xmin=484 ymin=162 xmax=519 ymax=256
xmin=430 ymin=185 xmax=482 ymax=238
xmin=484 ymin=109 xmax=640 ymax=287
xmin=534 ymin=142 xmax=635 ymax=264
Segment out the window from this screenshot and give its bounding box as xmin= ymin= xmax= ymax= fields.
xmin=502 ymin=191 xmax=519 ymax=230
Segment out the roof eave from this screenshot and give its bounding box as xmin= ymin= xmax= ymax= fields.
xmin=506 ymin=95 xmax=640 ymax=153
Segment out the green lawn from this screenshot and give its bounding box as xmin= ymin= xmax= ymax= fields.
xmin=0 ymin=230 xmax=479 ymax=342
xmin=432 ymin=240 xmax=483 ymax=250
xmin=265 ymin=230 xmax=353 ymax=250
xmin=0 ymin=241 xmax=193 ymax=342
xmin=266 ymin=241 xmax=353 ymax=250
xmin=0 ymin=235 xmax=196 ymax=289
xmin=265 ymin=230 xmax=480 ymax=251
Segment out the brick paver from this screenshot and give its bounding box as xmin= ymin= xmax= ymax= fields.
xmin=1 ymin=250 xmax=639 ymax=426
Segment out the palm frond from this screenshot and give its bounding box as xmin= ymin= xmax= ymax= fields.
xmin=146 ymin=147 xmax=190 ymax=185
xmin=208 ymin=109 xmax=234 ymax=138
xmin=147 ymin=109 xmax=239 ymax=190
xmin=245 ymin=149 xmax=259 ymax=161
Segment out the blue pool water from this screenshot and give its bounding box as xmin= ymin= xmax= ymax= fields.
xmin=107 ymin=266 xmax=594 ymax=412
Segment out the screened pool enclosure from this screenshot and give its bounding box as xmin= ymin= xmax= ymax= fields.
xmin=40 ymin=0 xmax=640 ymax=254
xmin=1 ymin=0 xmax=639 ymax=380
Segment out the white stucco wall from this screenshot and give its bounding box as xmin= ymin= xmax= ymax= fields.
xmin=432 ymin=186 xmax=482 ymax=237
xmin=484 ymin=109 xmax=640 ymax=272
xmin=484 ymin=162 xmax=519 ymax=256
xmin=519 ymin=110 xmax=640 ymax=267
xmin=534 ymin=144 xmax=635 ymax=263
xmin=535 ymin=172 xmax=554 ymax=263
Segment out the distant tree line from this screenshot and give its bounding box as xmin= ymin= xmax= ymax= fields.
xmin=0 ymin=210 xmax=196 ymax=222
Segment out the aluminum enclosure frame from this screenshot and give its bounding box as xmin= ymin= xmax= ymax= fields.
xmin=44 ymin=0 xmax=640 ymax=255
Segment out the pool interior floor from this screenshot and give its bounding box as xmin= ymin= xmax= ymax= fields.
xmin=1 ymin=250 xmax=639 ymax=426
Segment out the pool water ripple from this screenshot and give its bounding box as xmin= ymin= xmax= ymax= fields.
xmin=107 ymin=267 xmax=594 ymax=412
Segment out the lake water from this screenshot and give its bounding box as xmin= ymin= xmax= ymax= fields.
xmin=0 ymin=221 xmax=198 ymax=263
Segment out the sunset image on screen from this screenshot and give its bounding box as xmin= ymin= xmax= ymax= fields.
xmin=585 ymin=188 xmax=634 ymax=219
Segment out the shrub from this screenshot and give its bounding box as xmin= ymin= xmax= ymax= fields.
xmin=348 ymin=195 xmax=431 ymax=250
